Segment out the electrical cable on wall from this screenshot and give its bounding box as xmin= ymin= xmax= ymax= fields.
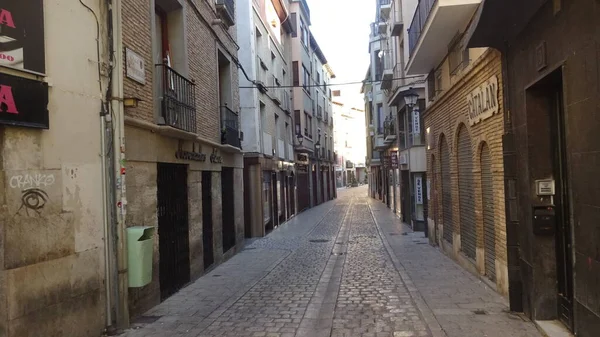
xmin=239 ymin=75 xmax=427 ymax=89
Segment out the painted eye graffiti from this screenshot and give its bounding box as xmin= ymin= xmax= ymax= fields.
xmin=17 ymin=188 xmax=48 ymax=216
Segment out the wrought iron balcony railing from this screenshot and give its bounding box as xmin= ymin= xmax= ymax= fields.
xmin=408 ymin=0 xmax=437 ymax=55
xmin=384 ymin=117 xmax=397 ymax=139
xmin=215 ymin=0 xmax=235 ymax=26
xmin=156 ymin=64 xmax=197 ymax=133
xmin=221 ymin=105 xmax=241 ymax=148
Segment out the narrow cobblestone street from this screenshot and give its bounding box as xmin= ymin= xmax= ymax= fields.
xmin=121 ymin=187 xmax=542 ymax=337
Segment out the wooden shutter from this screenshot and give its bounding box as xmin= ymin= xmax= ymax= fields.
xmin=293 ymin=61 xmax=299 ymax=87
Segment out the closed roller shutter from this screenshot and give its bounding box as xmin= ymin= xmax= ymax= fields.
xmin=440 ymin=137 xmax=453 ymax=244
xmin=481 ymin=143 xmax=496 ymax=281
xmin=457 ymin=126 xmax=476 ymax=260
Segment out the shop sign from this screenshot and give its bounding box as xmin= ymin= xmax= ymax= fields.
xmin=382 ymin=155 xmax=390 ymax=167
xmin=412 ymin=109 xmax=420 ymax=134
xmin=0 ymin=72 xmax=48 ymax=128
xmin=126 ymin=48 xmax=145 ymax=84
xmin=296 ymin=153 xmax=309 ymax=164
xmin=176 ymin=150 xmax=206 ymax=162
xmin=0 ymin=0 xmax=46 ymax=74
xmin=467 ymin=76 xmax=499 ymax=126
xmin=210 ymin=148 xmax=223 ymax=163
xmin=415 ymin=175 xmax=423 ymax=205
xmin=296 ymin=164 xmax=308 ymax=173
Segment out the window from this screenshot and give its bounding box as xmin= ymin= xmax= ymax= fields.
xmin=377 ymin=103 xmax=383 ymax=133
xmin=316 ymin=72 xmax=321 ymax=86
xmin=300 ymin=19 xmax=308 ymax=47
xmin=295 ymin=110 xmax=301 ymax=136
xmin=302 ymin=65 xmax=310 ymax=92
xmin=293 ymin=61 xmax=299 ymax=86
xmin=263 ymin=172 xmax=272 ymax=224
xmin=304 ymin=112 xmax=309 ymax=137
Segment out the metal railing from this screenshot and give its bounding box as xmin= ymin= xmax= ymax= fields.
xmin=221 ymin=105 xmax=241 ymax=148
xmin=215 ymin=0 xmax=235 ymax=24
xmin=384 ymin=117 xmax=396 ymax=138
xmin=156 ymin=64 xmax=197 ymax=133
xmin=408 ymin=0 xmax=437 ymax=55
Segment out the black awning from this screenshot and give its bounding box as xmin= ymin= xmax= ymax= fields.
xmin=467 ymin=0 xmax=549 ymax=49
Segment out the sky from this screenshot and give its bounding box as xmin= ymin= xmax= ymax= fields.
xmin=306 ymin=0 xmax=375 ymax=109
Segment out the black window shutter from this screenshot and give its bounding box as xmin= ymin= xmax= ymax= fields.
xmin=293 ymin=61 xmax=299 ymax=87
xmin=290 ymin=13 xmax=298 ymax=38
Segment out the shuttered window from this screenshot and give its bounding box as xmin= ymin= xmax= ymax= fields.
xmin=457 ymin=125 xmax=476 ymax=260
xmin=293 ymin=61 xmax=299 ymax=87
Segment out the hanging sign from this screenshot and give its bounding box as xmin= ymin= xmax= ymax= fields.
xmin=390 ymin=151 xmax=398 ymax=169
xmin=415 ymin=175 xmax=423 ymax=205
xmin=412 ymin=108 xmax=420 ymax=134
xmin=0 ymin=0 xmax=46 ymax=74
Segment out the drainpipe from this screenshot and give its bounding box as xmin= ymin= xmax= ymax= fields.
xmin=106 ymin=0 xmax=129 ymax=329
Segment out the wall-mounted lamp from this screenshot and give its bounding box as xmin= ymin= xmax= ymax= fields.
xmin=123 ymin=97 xmax=141 ymax=108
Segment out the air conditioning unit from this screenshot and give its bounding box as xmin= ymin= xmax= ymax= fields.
xmin=399 ymin=153 xmax=408 ymax=165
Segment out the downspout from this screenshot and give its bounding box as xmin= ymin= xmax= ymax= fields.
xmin=108 ymin=0 xmax=130 ymax=328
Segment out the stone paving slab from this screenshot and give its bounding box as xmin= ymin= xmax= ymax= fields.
xmin=367 ymin=192 xmax=543 ymax=337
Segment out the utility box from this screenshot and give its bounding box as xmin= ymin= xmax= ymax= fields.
xmin=127 ymin=226 xmax=155 ymax=288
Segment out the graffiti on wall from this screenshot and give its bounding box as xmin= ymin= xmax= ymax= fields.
xmin=10 ymin=173 xmax=54 ymax=216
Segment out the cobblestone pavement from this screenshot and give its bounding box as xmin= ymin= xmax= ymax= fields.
xmin=121 ymin=187 xmax=542 ymax=337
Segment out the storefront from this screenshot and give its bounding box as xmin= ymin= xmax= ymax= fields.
xmin=469 ymin=1 xmax=600 ymax=333
xmin=425 ymin=49 xmax=508 ymax=295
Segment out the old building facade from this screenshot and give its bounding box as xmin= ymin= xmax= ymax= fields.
xmin=237 ymin=0 xmax=296 ymax=238
xmin=365 ymin=0 xmax=428 ymax=232
xmin=405 ymin=0 xmax=508 ymax=295
xmin=290 ymin=0 xmax=336 ymax=212
xmin=0 ymin=0 xmax=110 ymax=336
xmin=469 ymin=0 xmax=600 ymax=334
xmin=120 ymin=0 xmax=244 ymax=318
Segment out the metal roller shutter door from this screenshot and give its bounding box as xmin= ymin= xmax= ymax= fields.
xmin=441 ymin=138 xmax=453 ymax=244
xmin=457 ymin=126 xmax=476 ymax=260
xmin=481 ymin=144 xmax=496 ymax=281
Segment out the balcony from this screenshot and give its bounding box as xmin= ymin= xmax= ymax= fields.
xmin=378 ymin=21 xmax=388 ymax=35
xmin=221 ymin=105 xmax=241 ymax=148
xmin=379 ymin=0 xmax=392 ymax=20
xmin=384 ymin=117 xmax=397 ymax=144
xmin=374 ymin=135 xmax=387 ymax=150
xmin=215 ymin=0 xmax=235 ymax=27
xmin=380 ymin=49 xmax=394 ymax=90
xmin=406 ymin=0 xmax=481 ymax=74
xmin=156 ymin=64 xmax=197 ymax=133
xmin=390 ymin=0 xmax=404 ymax=36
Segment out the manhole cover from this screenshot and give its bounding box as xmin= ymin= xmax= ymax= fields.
xmin=212 ymin=274 xmax=222 ymax=277
xmin=473 ymin=310 xmax=487 ymax=315
xmin=416 ymin=242 xmax=428 ymax=245
xmin=310 ymin=239 xmax=330 ymax=243
xmin=134 ymin=316 xmax=161 ymax=324
xmin=389 ymin=233 xmax=399 ymax=236
xmin=331 ymin=252 xmax=344 ymax=256
xmin=335 ymin=242 xmax=343 ymax=244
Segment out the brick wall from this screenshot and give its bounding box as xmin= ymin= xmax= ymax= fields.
xmin=122 ymin=0 xmax=240 ymax=144
xmin=424 ymin=49 xmax=508 ymax=294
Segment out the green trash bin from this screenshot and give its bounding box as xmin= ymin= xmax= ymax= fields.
xmin=127 ymin=226 xmax=155 ymax=288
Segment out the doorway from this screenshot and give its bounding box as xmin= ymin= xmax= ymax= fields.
xmin=549 ymin=74 xmax=573 ymax=330
xmin=157 ymin=163 xmax=190 ymax=300
xmin=527 ymin=68 xmax=573 ymax=330
xmin=221 ymin=168 xmax=235 ymax=253
xmin=202 ymin=171 xmax=214 ymax=270
xmin=401 ymin=170 xmax=410 ymax=223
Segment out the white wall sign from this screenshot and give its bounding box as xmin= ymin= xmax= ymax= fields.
xmin=126 ymin=48 xmax=146 ymax=84
xmin=415 ymin=175 xmax=423 ymax=205
xmin=467 ymin=75 xmax=499 ymax=126
xmin=412 ymin=108 xmax=420 ymax=134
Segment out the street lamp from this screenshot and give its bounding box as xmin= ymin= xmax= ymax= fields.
xmin=297 ymin=133 xmax=304 ymax=146
xmin=404 ymin=89 xmax=419 ymax=108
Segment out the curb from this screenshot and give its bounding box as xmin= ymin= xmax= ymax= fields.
xmin=368 ymin=202 xmax=448 ymax=337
